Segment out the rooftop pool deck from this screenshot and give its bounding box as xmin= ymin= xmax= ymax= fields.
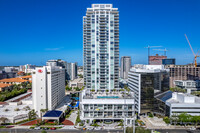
xmin=82 ymin=91 xmax=134 ymax=99
xmin=97 ymin=96 xmax=119 ymax=99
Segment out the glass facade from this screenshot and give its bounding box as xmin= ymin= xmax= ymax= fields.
xmin=140 ymin=72 xmax=169 ymax=115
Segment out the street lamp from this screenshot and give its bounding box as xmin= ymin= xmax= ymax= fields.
xmin=124 ymin=98 xmax=126 ymax=133
xmin=133 ymin=103 xmax=135 ymax=133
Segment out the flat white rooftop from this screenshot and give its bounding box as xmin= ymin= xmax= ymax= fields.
xmin=166 ymin=92 xmax=200 ymax=104
xmin=131 ymin=65 xmax=169 ymax=73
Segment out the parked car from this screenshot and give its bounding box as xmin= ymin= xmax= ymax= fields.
xmin=50 ymin=127 xmax=56 ymax=130
xmin=6 ymin=126 xmax=14 ymax=128
xmin=87 ymin=127 xmax=94 ymax=131
xmin=94 ymin=127 xmax=102 ymax=130
xmin=43 ymin=127 xmax=49 ymax=130
xmin=189 ymin=127 xmax=196 ymax=130
xmin=34 ymin=127 xmax=41 ymax=130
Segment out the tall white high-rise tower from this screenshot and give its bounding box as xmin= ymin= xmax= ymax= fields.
xmin=83 ymin=4 xmax=119 ymax=91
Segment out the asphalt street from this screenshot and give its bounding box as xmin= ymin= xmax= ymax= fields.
xmin=155 ymin=129 xmax=200 ymax=133
xmin=0 ymin=128 xmax=123 ymax=133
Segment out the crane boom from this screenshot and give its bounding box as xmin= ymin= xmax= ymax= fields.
xmin=185 ymin=34 xmax=196 ymax=56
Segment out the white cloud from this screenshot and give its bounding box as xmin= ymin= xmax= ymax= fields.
xmin=45 ymin=47 xmax=64 ymax=51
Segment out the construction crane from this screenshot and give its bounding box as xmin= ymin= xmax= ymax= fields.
xmin=184 ymin=34 xmax=200 ymax=67
xmin=144 ymin=45 xmax=162 ymax=64
xmin=153 ymin=48 xmax=168 ymax=56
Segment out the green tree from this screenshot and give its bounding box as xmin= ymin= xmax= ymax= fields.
xmin=75 ymin=111 xmax=81 ymax=125
xmin=163 ymin=116 xmax=170 ymax=124
xmin=28 ymin=109 xmax=37 ymax=120
xmin=148 ymin=113 xmax=153 ymax=118
xmin=170 ymin=87 xmax=186 ymax=93
xmin=13 ymin=84 xmax=18 ymax=90
xmin=91 ymin=89 xmax=95 ymax=92
xmin=26 ymin=83 xmax=32 ymax=89
xmin=41 ymin=130 xmax=47 ymax=133
xmin=178 ymin=113 xmax=191 ymax=126
xmin=65 ymin=86 xmax=72 ymax=91
xmin=78 ymin=74 xmax=83 ymax=78
xmin=74 ymin=87 xmax=80 ymax=91
xmin=124 ymin=85 xmax=130 ymax=92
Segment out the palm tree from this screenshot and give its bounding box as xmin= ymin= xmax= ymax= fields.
xmin=40 ymin=109 xmax=48 ymax=117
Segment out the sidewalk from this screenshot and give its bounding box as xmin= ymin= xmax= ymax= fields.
xmin=140 ymin=116 xmax=198 ymax=130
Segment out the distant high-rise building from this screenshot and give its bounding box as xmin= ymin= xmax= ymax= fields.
xmin=46 ymin=59 xmax=67 ymax=68
xmin=120 ymin=56 xmax=131 ymax=79
xmin=162 ymin=58 xmax=176 ymax=65
xmin=46 ymin=59 xmax=67 ymax=80
xmin=19 ymin=64 xmax=36 ymax=73
xmin=66 ymin=62 xmax=78 ymax=80
xmin=149 ymin=54 xmax=167 ymax=65
xmin=83 ymin=4 xmax=119 ymax=91
xmin=32 ymin=66 xmax=65 ymax=116
xmin=165 ymin=65 xmax=200 ymax=87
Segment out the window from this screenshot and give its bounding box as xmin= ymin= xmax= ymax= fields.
xmin=92 ymin=45 xmax=95 ymax=47
xmin=100 ymin=5 xmax=105 ymax=8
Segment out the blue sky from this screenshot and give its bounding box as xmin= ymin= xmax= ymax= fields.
xmin=0 ymin=0 xmax=200 ymax=66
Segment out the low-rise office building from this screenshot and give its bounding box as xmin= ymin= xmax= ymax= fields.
xmin=174 ymin=80 xmax=200 ymax=91
xmin=69 ymin=78 xmax=84 ymax=88
xmin=166 ymin=92 xmax=200 ymax=116
xmin=80 ymin=89 xmax=135 ymax=125
xmin=0 ymin=92 xmax=33 ymax=123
